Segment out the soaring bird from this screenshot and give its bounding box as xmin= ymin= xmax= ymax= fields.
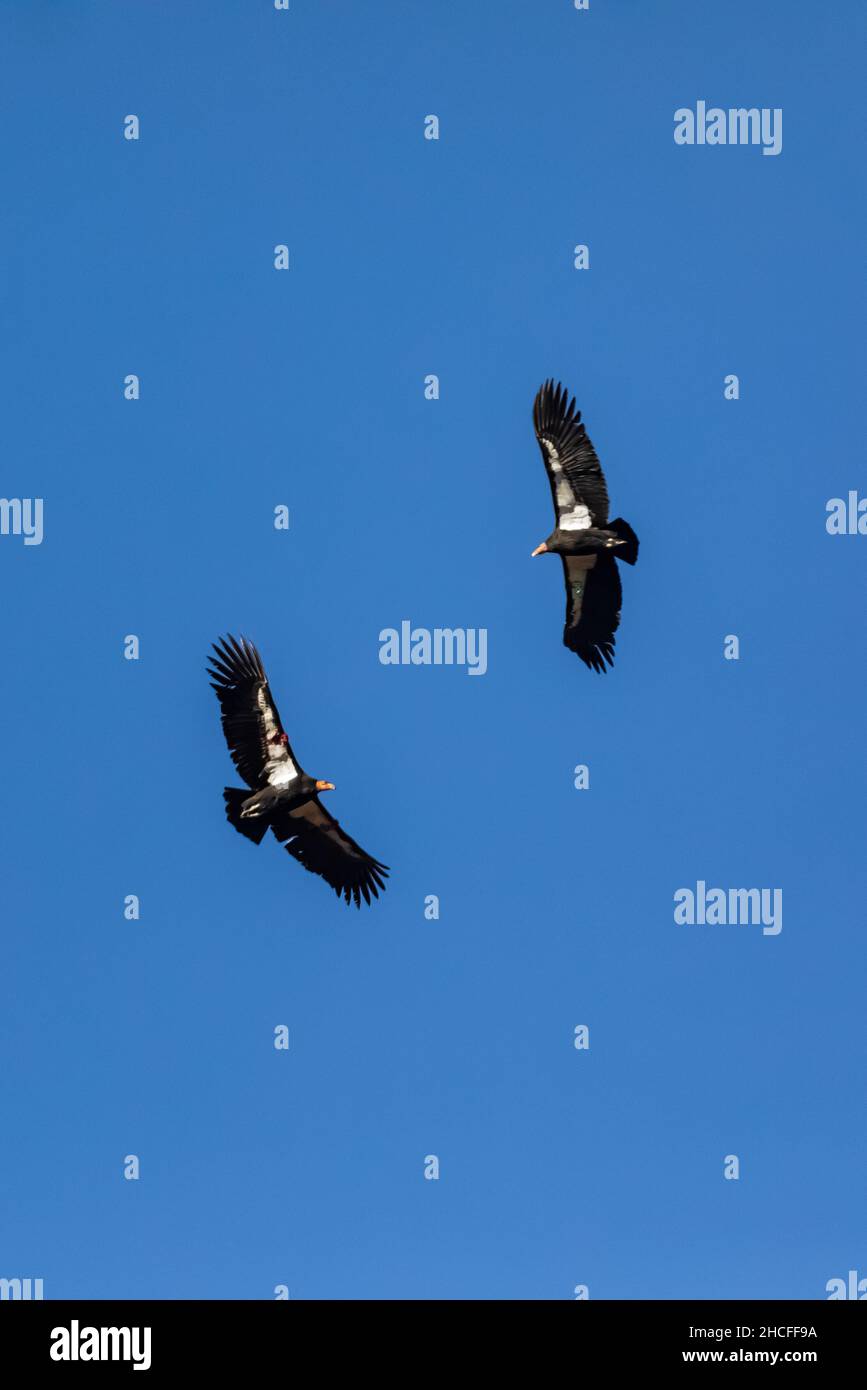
xmin=531 ymin=380 xmax=639 ymax=672
xmin=207 ymin=636 xmax=388 ymax=907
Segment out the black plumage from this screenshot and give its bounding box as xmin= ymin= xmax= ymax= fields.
xmin=531 ymin=380 xmax=639 ymax=671
xmin=534 ymin=378 xmax=610 ymax=529
xmin=207 ymin=635 xmax=388 ymax=908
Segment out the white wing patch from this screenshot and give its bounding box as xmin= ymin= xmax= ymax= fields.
xmin=267 ymin=760 xmax=299 ymax=787
xmin=257 ymin=684 xmax=299 ymax=785
xmin=256 ymin=685 xmax=281 ymax=741
xmin=541 ymin=438 xmax=591 ymax=531
xmin=559 ymin=499 xmax=592 ymax=531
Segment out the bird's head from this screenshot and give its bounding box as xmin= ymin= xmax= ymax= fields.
xmin=270 ymin=732 xmax=290 ymax=747
xmin=531 ymin=532 xmax=558 ymax=557
xmin=315 ymin=780 xmax=335 ymax=793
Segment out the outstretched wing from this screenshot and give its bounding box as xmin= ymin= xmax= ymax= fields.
xmin=534 ymin=379 xmax=609 ymax=531
xmin=207 ymin=635 xmax=301 ymax=789
xmin=561 ymin=554 xmax=622 ymax=672
xmin=271 ymin=798 xmax=389 ymax=908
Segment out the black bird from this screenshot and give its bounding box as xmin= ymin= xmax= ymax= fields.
xmin=207 ymin=635 xmax=388 ymax=907
xmin=531 ymin=380 xmax=639 ymax=672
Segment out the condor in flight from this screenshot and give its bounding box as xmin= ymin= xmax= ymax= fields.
xmin=531 ymin=380 xmax=639 ymax=672
xmin=207 ymin=636 xmax=388 ymax=907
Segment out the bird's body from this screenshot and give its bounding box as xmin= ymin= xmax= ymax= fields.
xmin=208 ymin=635 xmax=388 ymax=907
xmin=541 ymin=524 xmax=632 ymax=558
xmin=531 ymin=380 xmax=639 ymax=671
xmin=234 ymin=781 xmax=313 ymax=822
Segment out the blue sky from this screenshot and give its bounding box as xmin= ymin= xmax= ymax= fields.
xmin=0 ymin=1 xmax=864 ymax=1299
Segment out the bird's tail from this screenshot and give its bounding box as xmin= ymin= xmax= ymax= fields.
xmin=223 ymin=787 xmax=270 ymax=844
xmin=609 ymin=517 xmax=639 ymax=565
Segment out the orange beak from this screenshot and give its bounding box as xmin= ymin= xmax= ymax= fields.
xmin=315 ymin=780 xmax=335 ymax=792
xmin=531 ymin=542 xmax=547 ymax=557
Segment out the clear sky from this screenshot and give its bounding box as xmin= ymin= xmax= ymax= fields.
xmin=0 ymin=1 xmax=864 ymax=1300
